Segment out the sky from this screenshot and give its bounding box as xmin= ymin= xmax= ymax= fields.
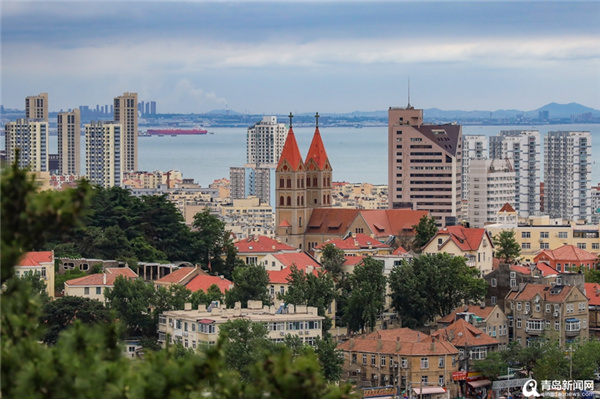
xmin=2 ymin=1 xmax=599 ymax=114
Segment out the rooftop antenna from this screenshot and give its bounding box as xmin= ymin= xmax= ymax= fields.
xmin=407 ymin=77 xmax=413 ymax=109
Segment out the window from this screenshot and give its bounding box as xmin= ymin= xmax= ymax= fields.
xmin=593 ymin=243 xmax=599 ymax=250
xmin=522 ymin=243 xmax=531 ymax=249
xmin=517 ymin=318 xmax=522 ymax=329
xmin=371 ymin=355 xmax=376 ymax=366
xmin=401 ymin=357 xmax=408 ymax=368
xmin=555 ymin=321 xmax=560 ymax=331
xmin=540 ymin=243 xmax=549 ymax=249
xmin=491 ymin=278 xmax=497 ymax=287
xmin=421 ymin=376 xmax=428 ymax=385
xmin=565 ymin=319 xmax=580 ymax=332
xmin=540 ymin=232 xmax=549 ymax=238
xmin=438 ymin=357 xmax=445 ymax=368
xmin=522 ymin=232 xmax=531 ymax=238
xmin=510 ymin=279 xmax=517 ymax=288
xmin=579 ymin=302 xmax=585 ymax=312
xmin=491 ymin=296 xmax=497 ymax=305
xmin=439 ymin=375 xmax=445 ymax=387
xmin=567 ymin=304 xmax=574 ymax=313
xmin=558 ymin=232 xmax=568 ymax=239
xmin=525 ymin=302 xmax=530 ymax=312
xmin=546 ymin=304 xmax=551 ymax=313
xmin=362 ymin=354 xmax=367 ymax=365
xmin=526 ymin=320 xmax=543 ymax=331
xmin=517 ymin=302 xmax=522 ymax=311
xmin=84 ymin=287 xmax=90 ymax=295
xmin=381 ymin=356 xmax=386 ymax=367
xmin=352 ymin=354 xmax=357 ymax=363
xmin=535 ymin=303 xmax=540 ymax=312
xmin=96 ymin=287 xmax=101 ymax=295
xmin=420 ymin=357 xmax=429 ymax=369
xmin=470 ymin=347 xmax=487 ymax=360
xmin=577 ymin=243 xmax=587 ymax=250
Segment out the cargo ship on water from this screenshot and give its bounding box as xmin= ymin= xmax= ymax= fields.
xmin=142 ymin=127 xmax=208 ymax=136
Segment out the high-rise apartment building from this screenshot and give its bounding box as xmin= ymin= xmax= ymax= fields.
xmin=114 ymin=92 xmax=138 ymax=172
xmin=387 ymin=106 xmax=462 ymax=227
xmin=591 ymin=184 xmax=600 ymax=225
xmin=544 ymin=131 xmax=592 ymax=223
xmin=230 ymin=166 xmax=273 ymax=205
xmin=25 ymin=93 xmax=48 ymax=121
xmin=5 ymin=118 xmax=49 ymax=172
xmin=246 ymin=116 xmax=288 ymax=167
xmin=462 ymin=135 xmax=488 ymax=200
xmin=57 ymin=109 xmax=81 ymax=175
xmin=489 ymin=130 xmax=540 ymax=218
xmin=85 ymin=121 xmax=123 ymax=188
xmin=466 ymin=158 xmax=515 ymax=228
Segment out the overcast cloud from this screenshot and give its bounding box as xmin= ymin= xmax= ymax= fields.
xmin=2 ymin=1 xmax=599 ymax=114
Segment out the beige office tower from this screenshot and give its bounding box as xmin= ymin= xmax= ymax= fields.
xmin=114 ymin=92 xmax=138 ymax=172
xmin=57 ymin=109 xmax=81 ymax=175
xmin=5 ymin=118 xmax=49 ymax=171
xmin=85 ymin=121 xmax=123 ymax=188
xmin=25 ymin=93 xmax=49 ymax=121
xmin=387 ymin=106 xmax=462 ymax=227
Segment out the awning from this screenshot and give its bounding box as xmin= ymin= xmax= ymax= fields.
xmin=412 ymin=387 xmax=446 ymax=395
xmin=468 ymin=380 xmax=492 ymax=388
xmin=197 ymin=319 xmax=215 ymax=324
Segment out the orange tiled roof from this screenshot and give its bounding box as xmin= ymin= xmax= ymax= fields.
xmin=534 ymin=263 xmax=558 ymax=277
xmin=392 ymin=246 xmax=409 ymax=255
xmin=437 ymin=305 xmax=496 ymax=325
xmin=584 ymin=283 xmax=600 ymax=306
xmin=362 ymin=328 xmax=430 ymax=343
xmin=511 ymin=283 xmax=574 ymax=303
xmin=337 ymin=330 xmax=458 ymax=356
xmin=234 ymin=235 xmax=296 ymax=253
xmin=434 ymin=225 xmax=491 ymax=252
xmin=431 ymin=318 xmax=499 ymax=348
xmin=276 ymin=127 xmax=304 ymax=171
xmin=510 ymin=265 xmax=532 ymax=275
xmin=534 ymin=245 xmax=597 ymax=263
xmin=186 ymin=274 xmax=233 ymax=294
xmin=65 ymin=273 xmax=116 ymax=287
xmin=156 ymin=267 xmax=198 ymax=284
xmin=305 ymin=127 xmax=329 ymax=170
xmin=343 ymin=255 xmax=366 ymax=266
xmin=268 ymin=262 xmax=320 ymax=284
xmin=499 ymin=203 xmax=516 ymax=213
xmin=273 ymin=252 xmax=321 ymax=269
xmin=17 ymin=251 xmax=53 ymax=266
xmin=106 ymin=267 xmax=138 ymax=278
xmin=314 ymin=233 xmax=389 ymax=251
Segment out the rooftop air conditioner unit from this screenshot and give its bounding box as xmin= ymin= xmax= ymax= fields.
xmin=299 ymin=331 xmax=303 ymax=335
xmin=279 ymin=331 xmax=285 ymax=336
xmin=524 ymin=310 xmax=529 ymax=315
xmin=553 ymin=312 xmax=559 ymax=317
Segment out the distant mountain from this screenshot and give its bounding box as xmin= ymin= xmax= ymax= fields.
xmin=525 ymin=102 xmax=600 ymax=118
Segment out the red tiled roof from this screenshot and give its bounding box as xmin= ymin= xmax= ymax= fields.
xmin=106 ymin=267 xmax=138 ymax=278
xmin=306 ymin=208 xmax=360 ymax=235
xmin=65 ymin=273 xmax=134 ymax=287
xmin=584 ymin=283 xmax=600 ymax=306
xmin=434 ymin=225 xmax=490 ymax=252
xmin=17 ymin=251 xmax=53 ymax=266
xmin=268 ymin=262 xmax=320 ymax=284
xmin=534 ymin=245 xmax=597 ymax=263
xmin=362 ymin=328 xmax=429 ymax=343
xmin=510 ymin=265 xmax=531 ymax=275
xmin=511 ymin=284 xmax=574 ymax=303
xmin=304 ymin=127 xmax=329 ymax=170
xmin=393 ymin=246 xmax=408 ymax=255
xmin=534 ymin=263 xmax=558 ymax=277
xmin=437 ymin=305 xmax=495 ymax=325
xmin=431 ymin=318 xmax=499 ymax=348
xmin=234 ymin=235 xmax=296 ymax=253
xmin=499 ymin=203 xmax=516 ymax=213
xmin=273 ymin=252 xmax=321 ymax=269
xmin=186 ymin=274 xmax=233 ymax=294
xmin=156 ymin=267 xmax=198 ymax=284
xmin=337 ymin=329 xmax=458 ymax=356
xmin=278 ymin=220 xmax=291 ymax=227
xmin=343 ymin=255 xmax=366 ymax=266
xmin=276 ymin=127 xmax=304 ymax=171
xmin=314 ymin=233 xmax=389 ymax=251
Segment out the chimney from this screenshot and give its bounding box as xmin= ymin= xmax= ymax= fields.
xmin=431 ymin=341 xmax=435 ymax=352
xmin=184 ymin=302 xmax=192 ymax=311
xmin=417 ymin=333 xmax=421 ymax=342
xmin=377 ymin=339 xmax=383 ymax=351
xmin=103 ymin=273 xmax=106 ymax=285
xmin=349 ymin=338 xmax=355 ymax=350
xmin=396 ymin=338 xmax=401 ymax=351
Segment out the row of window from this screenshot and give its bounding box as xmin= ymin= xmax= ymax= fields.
xmin=513 ymin=301 xmax=586 ymax=314
xmin=514 ymin=318 xmax=585 ymax=331
xmin=352 ymin=354 xmax=451 ymax=370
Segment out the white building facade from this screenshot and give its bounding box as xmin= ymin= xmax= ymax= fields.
xmin=544 ymin=131 xmax=592 ymax=223
xmin=462 ymin=135 xmax=488 ymax=200
xmin=246 ymin=116 xmax=288 ymax=167
xmin=85 ymin=121 xmax=123 ymax=188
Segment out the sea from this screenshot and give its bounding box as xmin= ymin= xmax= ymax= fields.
xmin=3 ymin=124 xmax=600 ymax=187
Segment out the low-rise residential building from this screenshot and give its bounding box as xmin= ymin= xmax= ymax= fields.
xmin=584 ymin=282 xmax=600 ymax=338
xmin=485 ymin=214 xmax=600 ymax=262
xmin=185 ymin=274 xmax=233 ymax=294
xmin=157 ymin=300 xmax=324 ymax=348
xmin=15 ymin=251 xmax=55 ymax=297
xmin=422 ymin=225 xmax=494 ymax=275
xmin=533 ymin=244 xmax=599 ymax=272
xmin=436 ymin=305 xmax=509 ymax=349
xmin=123 ymin=169 xmax=183 ymax=189
xmin=233 ymin=235 xmax=298 ymax=266
xmin=336 ymin=328 xmax=459 ymax=397
xmin=64 ymin=267 xmax=138 ymax=303
xmin=505 ymin=283 xmax=589 ymax=346
xmin=154 ymin=266 xmax=204 ymax=289
xmin=220 ymin=196 xmax=275 ymax=240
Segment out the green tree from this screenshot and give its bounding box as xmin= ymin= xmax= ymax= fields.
xmin=412 ymin=214 xmax=438 ymax=251
xmin=320 ymin=244 xmax=346 ymax=280
xmin=389 ymin=253 xmax=487 ymax=328
xmin=493 ymin=229 xmax=521 ymax=264
xmin=192 ymin=209 xmax=237 ymax=279
xmin=571 ymin=338 xmax=600 ymax=380
xmin=471 ymin=351 xmax=509 ymax=380
xmin=219 ymin=319 xmax=275 ymax=379
xmin=314 ymin=338 xmax=344 ymax=382
xmin=225 ymin=263 xmax=270 ymax=307
xmin=55 ymin=269 xmax=88 ymax=294
xmin=342 ymin=257 xmax=386 ymax=333
xmin=105 ymin=275 xmax=156 ymax=338
xmin=39 ymin=295 xmax=112 ymax=344
xmin=20 ymin=271 xmax=50 ymax=303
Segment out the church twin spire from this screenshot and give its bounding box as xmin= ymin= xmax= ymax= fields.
xmin=277 ymin=112 xmax=330 ymax=172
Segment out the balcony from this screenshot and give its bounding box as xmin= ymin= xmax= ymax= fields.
xmin=565 ymin=319 xmax=581 ymax=337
